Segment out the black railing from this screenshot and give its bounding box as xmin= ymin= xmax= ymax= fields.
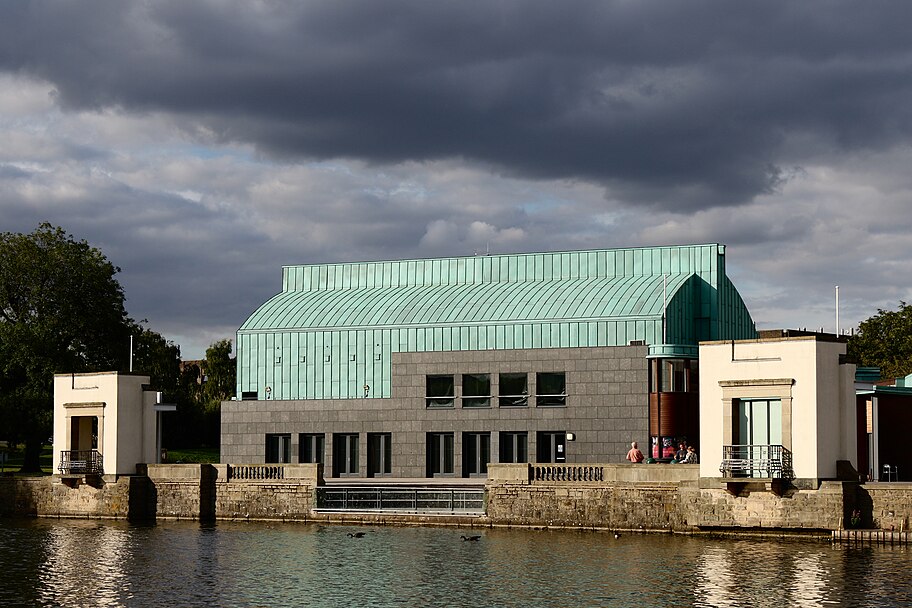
xmin=720 ymin=444 xmax=792 ymax=479
xmin=316 ymin=486 xmax=485 ymax=515
xmin=58 ymin=450 xmax=104 ymax=475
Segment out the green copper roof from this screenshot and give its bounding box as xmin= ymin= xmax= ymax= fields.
xmin=240 ymin=274 xmax=691 ymax=331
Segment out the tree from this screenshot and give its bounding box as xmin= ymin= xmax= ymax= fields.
xmin=131 ymin=324 xmax=182 ymax=399
xmin=201 ymin=339 xmax=235 ymax=408
xmin=847 ymin=301 xmax=912 ymax=381
xmin=0 ymin=224 xmax=132 ymax=472
xmin=161 ymin=339 xmax=234 ymax=449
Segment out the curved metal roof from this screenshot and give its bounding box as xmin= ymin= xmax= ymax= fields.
xmin=239 ymin=273 xmax=693 ymax=332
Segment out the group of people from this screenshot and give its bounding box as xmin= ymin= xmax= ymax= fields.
xmin=625 ymin=441 xmax=698 ymax=464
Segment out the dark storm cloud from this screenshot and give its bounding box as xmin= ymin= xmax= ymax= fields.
xmin=3 ymin=1 xmax=912 ymax=210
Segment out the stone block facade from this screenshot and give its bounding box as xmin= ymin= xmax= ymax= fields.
xmin=678 ymin=481 xmax=852 ymax=530
xmin=6 ymin=466 xmax=911 ymax=536
xmin=858 ymin=483 xmax=912 ymax=531
xmin=0 ymin=476 xmax=137 ymax=519
xmin=222 ymin=346 xmax=649 ymax=478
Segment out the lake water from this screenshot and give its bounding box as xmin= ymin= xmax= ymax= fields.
xmin=1 ymin=518 xmax=910 ymax=607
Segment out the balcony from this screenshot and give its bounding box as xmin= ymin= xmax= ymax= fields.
xmin=58 ymin=449 xmax=104 ymax=475
xmin=720 ymin=444 xmax=792 ymax=480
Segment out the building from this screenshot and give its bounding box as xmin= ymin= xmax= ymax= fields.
xmin=222 ymin=244 xmax=756 ymax=477
xmin=53 ymin=372 xmax=175 ymax=479
xmin=699 ymin=333 xmax=858 ymax=489
xmin=856 ymin=370 xmax=912 ymax=482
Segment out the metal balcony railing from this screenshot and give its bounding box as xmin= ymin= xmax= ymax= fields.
xmin=316 ymin=486 xmax=485 ymax=515
xmin=58 ymin=450 xmax=104 ymax=475
xmin=720 ymin=444 xmax=792 ymax=479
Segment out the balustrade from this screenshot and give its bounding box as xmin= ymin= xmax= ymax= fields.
xmin=532 ymin=464 xmax=605 ymax=482
xmin=227 ymin=464 xmax=286 ymax=480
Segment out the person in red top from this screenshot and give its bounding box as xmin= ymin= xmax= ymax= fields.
xmin=625 ymin=441 xmax=644 ymax=463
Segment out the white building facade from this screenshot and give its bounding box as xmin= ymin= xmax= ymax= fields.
xmin=699 ymin=335 xmax=857 ymax=486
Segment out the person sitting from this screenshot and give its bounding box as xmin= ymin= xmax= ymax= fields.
xmin=674 ymin=442 xmax=687 ymax=463
xmin=681 ymin=445 xmax=699 ymax=464
xmin=625 ymin=441 xmax=644 ymax=463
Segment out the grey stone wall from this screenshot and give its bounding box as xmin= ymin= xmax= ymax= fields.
xmin=145 ymin=464 xmax=321 ymax=521
xmin=0 ymin=476 xmax=138 ymax=519
xmin=3 ymin=469 xmax=911 ymax=535
xmin=222 ymin=345 xmax=649 ymax=478
xmin=858 ymin=483 xmax=912 ymax=531
xmin=678 ymin=481 xmax=852 ymax=530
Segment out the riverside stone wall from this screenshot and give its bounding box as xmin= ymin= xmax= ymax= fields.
xmin=486 ymin=464 xmax=860 ymax=532
xmin=486 ymin=464 xmax=694 ymax=530
xmin=858 ymin=483 xmax=912 ymax=531
xmin=145 ymin=463 xmax=322 ymax=521
xmin=678 ymin=481 xmax=852 ymax=530
xmin=4 ymin=464 xmax=912 ymax=535
xmin=0 ymin=476 xmax=140 ymax=519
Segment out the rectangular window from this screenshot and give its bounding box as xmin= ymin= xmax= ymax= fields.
xmin=462 ymin=373 xmax=491 ymax=408
xmin=536 ymin=431 xmax=567 ymax=463
xmin=427 ymin=432 xmax=454 ymax=477
xmin=426 ymin=375 xmax=455 ymax=408
xmin=332 ymin=433 xmax=359 ymax=477
xmin=650 ymin=358 xmax=699 ymax=393
xmin=536 ymin=372 xmax=566 ymax=406
xmin=298 ymin=433 xmax=325 ymax=464
xmin=499 ymin=431 xmax=528 ymax=463
xmin=736 ymin=399 xmax=783 ymax=446
xmin=462 ymin=432 xmax=490 ymax=477
xmin=499 ymin=373 xmax=528 ymax=407
xmin=265 ymin=434 xmax=291 ymax=463
xmin=367 ymin=433 xmax=392 ymax=477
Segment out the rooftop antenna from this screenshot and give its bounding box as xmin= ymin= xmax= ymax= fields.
xmin=129 ymin=335 xmax=133 ymax=372
xmin=835 ymin=285 xmax=840 ymax=335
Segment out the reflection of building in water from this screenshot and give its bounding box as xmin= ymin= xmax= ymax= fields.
xmin=789 ymin=553 xmax=828 ymax=605
xmin=695 ymin=547 xmax=737 ymax=607
xmin=38 ymin=523 xmax=131 ymax=606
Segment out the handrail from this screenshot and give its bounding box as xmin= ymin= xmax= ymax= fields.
xmin=58 ymin=449 xmax=104 ymax=475
xmin=720 ymin=444 xmax=793 ymax=479
xmin=316 ymin=485 xmax=485 ymax=514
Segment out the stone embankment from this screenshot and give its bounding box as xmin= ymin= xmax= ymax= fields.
xmin=2 ymin=463 xmax=911 ymax=538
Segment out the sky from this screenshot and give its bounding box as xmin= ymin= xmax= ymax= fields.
xmin=2 ymin=1 xmax=912 ymax=359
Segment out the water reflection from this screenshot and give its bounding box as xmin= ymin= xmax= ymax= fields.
xmin=37 ymin=521 xmax=132 ymax=606
xmin=2 ymin=519 xmax=912 ymax=607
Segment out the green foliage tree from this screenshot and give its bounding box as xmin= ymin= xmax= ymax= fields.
xmin=0 ymin=224 xmax=132 ymax=471
xmin=202 ymin=339 xmax=235 ymax=409
xmin=162 ymin=339 xmax=234 ymax=450
xmin=847 ymin=301 xmax=912 ymax=381
xmin=131 ymin=324 xmax=182 ymax=399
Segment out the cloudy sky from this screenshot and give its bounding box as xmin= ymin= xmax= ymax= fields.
xmin=2 ymin=1 xmax=911 ymax=358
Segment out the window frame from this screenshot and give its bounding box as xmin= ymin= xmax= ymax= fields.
xmin=461 ymin=373 xmax=491 ymax=408
xmin=498 ymin=373 xmax=529 ymax=407
xmin=426 ymin=374 xmax=456 ymax=408
xmin=535 ymin=372 xmax=567 ymax=407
